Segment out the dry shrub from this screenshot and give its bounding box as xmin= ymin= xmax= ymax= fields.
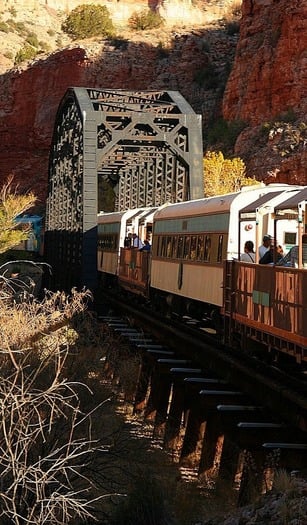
xmin=0 ymin=286 xmax=119 ymax=524
xmin=272 ymin=469 xmax=301 ymax=495
xmin=224 ymin=0 xmax=242 ymax=20
xmin=0 ymin=286 xmax=92 ymax=352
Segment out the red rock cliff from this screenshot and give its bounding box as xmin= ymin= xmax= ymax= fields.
xmin=0 ymin=33 xmax=215 ymax=209
xmin=0 ymin=0 xmax=306 ymax=209
xmin=222 ymin=0 xmax=307 ymax=184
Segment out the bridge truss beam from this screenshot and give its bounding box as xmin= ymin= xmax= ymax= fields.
xmin=45 ymin=88 xmax=203 ymax=292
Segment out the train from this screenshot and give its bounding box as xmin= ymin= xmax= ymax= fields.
xmin=97 ymin=183 xmax=307 ymax=366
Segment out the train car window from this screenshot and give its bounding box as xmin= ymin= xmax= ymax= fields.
xmin=171 ymin=236 xmax=178 ymax=259
xmin=177 ymin=235 xmax=184 ymax=259
xmin=184 ymin=236 xmax=191 ymax=259
xmin=113 ymin=234 xmax=118 ymax=249
xmin=217 ymin=235 xmax=223 ymax=263
xmin=204 ymin=235 xmax=211 ymax=262
xmin=284 ymin=232 xmax=296 ymax=246
xmin=161 ymin=236 xmax=168 ymax=257
xmin=197 ymin=235 xmax=205 ymax=261
xmin=153 ymin=236 xmax=159 ymax=257
xmin=190 ymin=235 xmax=197 ymax=260
xmin=167 ymin=236 xmax=172 ymax=258
xmin=98 ymin=234 xmax=118 ymax=250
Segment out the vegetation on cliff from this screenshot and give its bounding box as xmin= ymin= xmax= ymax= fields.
xmin=61 ymin=4 xmax=114 ymax=40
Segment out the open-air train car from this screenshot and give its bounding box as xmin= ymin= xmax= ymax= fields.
xmin=97 ymin=209 xmax=136 ymax=282
xmin=97 ymin=206 xmax=157 ymax=289
xmin=227 ymin=186 xmax=307 ymax=364
xmin=238 ymin=185 xmax=305 ymax=261
xmin=118 ymin=207 xmax=157 ymax=295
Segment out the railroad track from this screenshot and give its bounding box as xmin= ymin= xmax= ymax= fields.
xmin=97 ymin=289 xmax=307 ymax=501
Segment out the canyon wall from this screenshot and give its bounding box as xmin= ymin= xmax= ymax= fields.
xmin=2 ymin=0 xmax=209 ymax=25
xmin=223 ymin=0 xmax=307 ymax=183
xmin=0 ymin=30 xmax=221 ymax=209
xmin=0 ymin=0 xmax=306 ymax=211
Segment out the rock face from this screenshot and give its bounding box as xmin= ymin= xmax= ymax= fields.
xmin=0 ymin=0 xmax=306 ymax=210
xmin=0 ymin=48 xmax=91 ymax=210
xmin=223 ymin=0 xmax=307 ymax=183
xmin=0 ymin=28 xmax=231 ymax=209
xmin=223 ymin=0 xmax=307 ymax=124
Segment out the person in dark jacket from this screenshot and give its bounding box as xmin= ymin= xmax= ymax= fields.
xmin=259 ymin=244 xmax=283 ymax=264
xmin=139 ymin=239 xmax=151 ymax=252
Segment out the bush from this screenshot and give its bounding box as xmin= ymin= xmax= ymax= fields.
xmin=204 ymin=150 xmax=252 ymax=196
xmin=3 ymin=51 xmax=13 ymax=60
xmin=225 ymin=20 xmax=240 ymax=35
xmin=128 ymin=9 xmax=164 ymax=31
xmin=9 ymin=6 xmax=17 ymax=17
xmin=61 ymin=4 xmax=114 ymax=40
xmin=38 ymin=40 xmax=51 ymax=52
xmin=0 ymin=21 xmax=9 ymax=33
xmin=14 ymin=44 xmax=38 ymax=65
xmin=0 ymin=287 xmax=110 ymax=524
xmin=25 ymin=31 xmax=39 ymax=48
xmin=15 ymin=20 xmax=27 ymax=35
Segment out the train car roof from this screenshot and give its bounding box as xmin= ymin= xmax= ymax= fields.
xmin=97 ymin=207 xmax=154 ymax=224
xmin=153 ymin=194 xmax=237 ymax=220
xmin=153 ymin=184 xmax=293 ymax=220
xmin=239 ymin=187 xmax=304 ymax=220
xmin=274 ymin=186 xmax=307 ymax=215
xmin=98 ymin=211 xmax=127 ymax=224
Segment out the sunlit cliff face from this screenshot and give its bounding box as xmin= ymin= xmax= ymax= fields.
xmin=2 ymin=0 xmax=209 ymax=25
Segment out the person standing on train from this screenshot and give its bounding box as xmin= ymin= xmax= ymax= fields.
xmin=277 ymin=243 xmax=307 ymax=267
xmin=124 ymin=233 xmax=132 ymax=247
xmin=139 ymin=239 xmax=151 ymax=252
xmin=258 ymin=234 xmax=272 ymax=259
xmin=240 ymin=240 xmax=255 ymax=262
xmin=132 ymin=233 xmax=143 ymax=249
xmin=259 ymin=244 xmax=284 ymax=265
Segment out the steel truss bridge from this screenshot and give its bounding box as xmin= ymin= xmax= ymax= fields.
xmin=45 ymin=88 xmax=203 ymax=292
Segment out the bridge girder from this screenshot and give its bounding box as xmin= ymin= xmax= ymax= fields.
xmin=45 ymin=88 xmax=203 ymax=291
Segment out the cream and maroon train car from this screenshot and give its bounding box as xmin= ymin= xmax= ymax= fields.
xmin=149 ymin=184 xmax=283 ymax=319
xmin=226 ymin=185 xmax=307 ymax=364
xmin=118 ymin=207 xmax=157 ymax=295
xmin=97 ymin=209 xmax=143 ymax=285
xmin=97 ymin=206 xmax=157 ymax=290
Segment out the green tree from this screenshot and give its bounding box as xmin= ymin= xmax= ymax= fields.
xmin=61 ymin=4 xmax=114 ymax=40
xmin=203 ymin=151 xmax=257 ymax=197
xmin=0 ymin=177 xmax=36 ymax=253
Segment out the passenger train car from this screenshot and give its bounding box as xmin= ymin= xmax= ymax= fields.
xmin=97 ymin=183 xmax=307 ymax=365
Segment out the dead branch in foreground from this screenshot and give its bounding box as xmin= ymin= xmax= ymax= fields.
xmin=0 ymin=287 xmax=115 ymax=524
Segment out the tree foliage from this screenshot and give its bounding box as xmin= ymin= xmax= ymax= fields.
xmin=203 ymin=151 xmax=257 ymax=197
xmin=61 ymin=4 xmax=114 ymax=40
xmin=0 ymin=177 xmax=36 ymax=254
